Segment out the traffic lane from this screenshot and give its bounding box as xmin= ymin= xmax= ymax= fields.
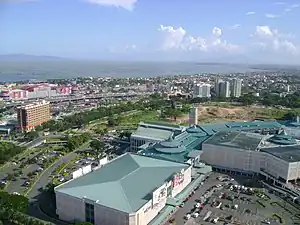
xmin=27 ymin=152 xmax=77 ymax=199
xmin=171 ymin=173 xmax=221 ymax=225
xmin=27 ymin=142 xmax=90 ymax=199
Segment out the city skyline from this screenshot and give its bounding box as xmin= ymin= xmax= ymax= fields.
xmin=0 ymin=0 xmax=300 ymax=64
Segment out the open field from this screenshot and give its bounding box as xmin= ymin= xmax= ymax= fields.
xmin=176 ymin=104 xmax=295 ymax=124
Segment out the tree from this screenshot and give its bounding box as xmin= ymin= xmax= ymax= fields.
xmin=239 ymin=94 xmax=256 ymax=106
xmin=90 ymin=140 xmax=105 ymax=161
xmin=24 ymin=131 xmax=39 ymax=141
xmin=119 ymin=131 xmax=132 ymax=140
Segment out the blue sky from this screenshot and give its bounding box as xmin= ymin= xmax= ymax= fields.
xmin=0 ymin=0 xmax=300 ymax=64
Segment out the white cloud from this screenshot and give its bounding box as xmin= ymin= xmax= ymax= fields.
xmin=229 ymin=24 xmax=241 ymax=30
xmin=212 ymin=27 xmax=222 ymax=37
xmin=158 ymin=25 xmax=186 ymax=50
xmin=158 ymin=25 xmax=241 ymax=53
xmin=290 ymin=4 xmax=300 ymax=8
xmin=252 ymin=25 xmax=299 ymax=55
xmin=85 ymin=0 xmax=137 ymax=10
xmin=108 ymin=44 xmax=138 ymax=53
xmin=265 ymin=13 xmax=280 ymax=18
xmin=246 ymin=11 xmax=256 ymax=15
xmin=284 ymin=3 xmax=300 ymax=13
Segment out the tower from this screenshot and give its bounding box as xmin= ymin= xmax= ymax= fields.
xmin=189 ymin=107 xmax=198 ymax=125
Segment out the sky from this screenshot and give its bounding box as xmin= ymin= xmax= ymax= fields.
xmin=0 ymin=0 xmax=300 ymax=64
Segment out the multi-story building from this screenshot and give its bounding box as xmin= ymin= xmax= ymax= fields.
xmin=193 ymin=83 xmax=211 ymax=98
xmin=214 ymin=77 xmax=221 ymax=97
xmin=231 ymin=78 xmax=242 ymax=98
xmin=219 ymin=81 xmax=230 ymax=98
xmin=17 ymin=100 xmax=51 ymax=132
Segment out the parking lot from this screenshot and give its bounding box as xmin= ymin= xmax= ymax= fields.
xmin=169 ymin=173 xmax=300 ymax=225
xmin=0 ymin=147 xmax=63 ymax=194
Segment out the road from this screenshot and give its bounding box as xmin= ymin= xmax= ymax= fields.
xmin=170 ymin=173 xmax=221 ymax=225
xmin=27 ymin=142 xmax=90 ymax=199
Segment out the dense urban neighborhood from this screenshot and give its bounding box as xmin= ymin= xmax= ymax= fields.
xmin=1 ymin=68 xmax=300 ymax=225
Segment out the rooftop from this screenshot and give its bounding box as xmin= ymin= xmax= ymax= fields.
xmin=200 ymin=121 xmax=282 ymax=135
xmin=55 ymin=153 xmax=189 ymax=213
xmin=139 ymin=128 xmax=210 ymax=163
xmin=262 ymin=145 xmax=300 ymax=163
xmin=131 ymin=126 xmax=173 ymax=141
xmin=204 ymin=131 xmax=263 ymax=151
xmin=139 ymin=121 xmax=184 ymax=131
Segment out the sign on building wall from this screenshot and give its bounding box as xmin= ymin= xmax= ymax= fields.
xmin=152 ymin=184 xmax=167 ymax=205
xmin=173 ymin=170 xmax=185 ymax=188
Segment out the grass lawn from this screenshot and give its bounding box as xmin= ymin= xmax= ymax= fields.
xmin=118 ymin=110 xmax=167 ymax=127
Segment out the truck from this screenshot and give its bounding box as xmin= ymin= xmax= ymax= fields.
xmin=203 ymin=211 xmax=212 ymax=221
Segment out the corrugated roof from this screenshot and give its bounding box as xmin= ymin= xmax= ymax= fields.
xmin=55 ymin=153 xmax=188 ymax=213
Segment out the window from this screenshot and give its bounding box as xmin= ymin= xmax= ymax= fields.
xmin=85 ymin=203 xmax=95 ymax=224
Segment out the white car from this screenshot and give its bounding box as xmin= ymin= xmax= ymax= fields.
xmin=193 ymin=212 xmax=199 ymax=218
xmin=195 ymin=203 xmax=201 ymax=208
xmin=184 ymin=214 xmax=191 ymax=220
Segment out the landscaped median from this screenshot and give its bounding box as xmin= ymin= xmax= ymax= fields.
xmin=52 ymin=155 xmax=81 ymax=186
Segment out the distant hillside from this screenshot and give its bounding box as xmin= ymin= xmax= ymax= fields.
xmin=0 ymin=54 xmax=66 ymax=61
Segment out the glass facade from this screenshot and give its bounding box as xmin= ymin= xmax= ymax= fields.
xmin=85 ymin=203 xmax=95 ymax=224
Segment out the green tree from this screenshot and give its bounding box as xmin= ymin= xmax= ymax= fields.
xmin=90 ymin=139 xmax=105 ymax=161
xmin=239 ymin=94 xmax=256 ymax=106
xmin=24 ymin=131 xmax=39 ymax=141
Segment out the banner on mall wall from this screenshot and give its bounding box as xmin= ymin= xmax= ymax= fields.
xmin=172 ymin=169 xmax=185 ymax=188
xmin=152 ymin=183 xmax=167 ymax=205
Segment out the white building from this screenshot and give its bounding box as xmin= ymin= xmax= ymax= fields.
xmin=231 ymin=78 xmax=242 ymax=98
xmin=201 ymin=131 xmax=300 ymax=183
xmin=55 ymin=153 xmax=192 ymax=225
xmin=193 ymin=83 xmax=211 ymax=98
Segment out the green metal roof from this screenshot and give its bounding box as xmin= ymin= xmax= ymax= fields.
xmin=55 ymin=153 xmax=188 ymax=213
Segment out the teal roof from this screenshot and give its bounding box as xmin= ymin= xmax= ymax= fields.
xmin=139 ymin=131 xmax=210 ymax=163
xmin=200 ymin=121 xmax=282 ymax=135
xmin=204 ymin=131 xmax=263 ymax=151
xmin=132 ymin=126 xmax=173 ymax=141
xmin=139 ymin=121 xmax=184 ymax=131
xmin=55 ymin=153 xmax=188 ymax=213
xmin=268 ymin=132 xmax=297 ymax=145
